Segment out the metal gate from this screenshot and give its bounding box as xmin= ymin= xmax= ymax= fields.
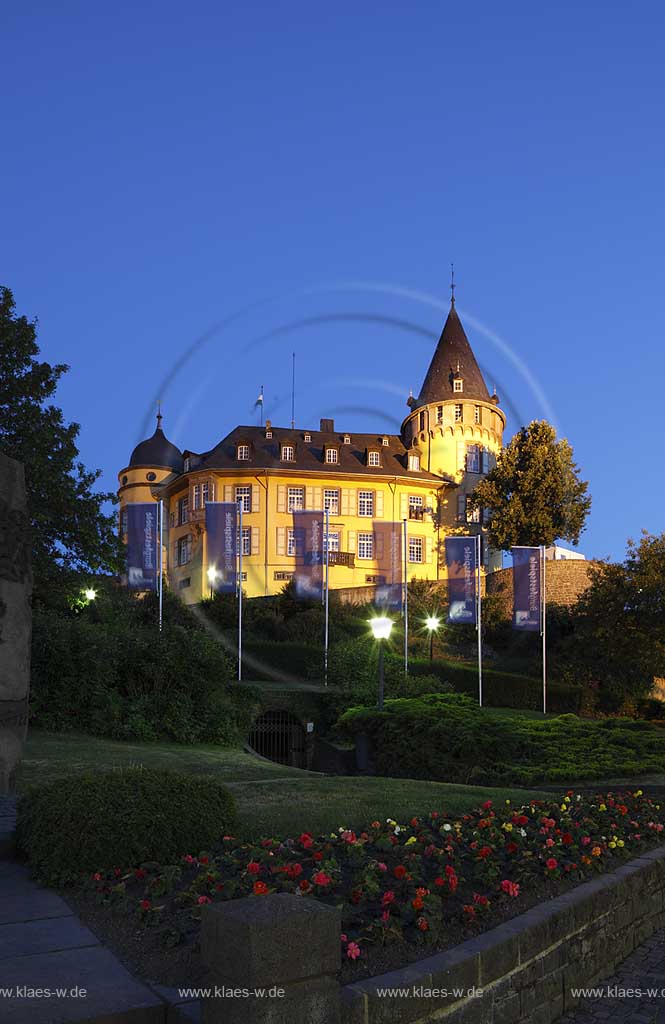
xmin=248 ymin=710 xmax=307 ymax=768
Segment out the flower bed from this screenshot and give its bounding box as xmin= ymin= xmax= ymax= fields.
xmin=73 ymin=788 xmax=665 ymax=984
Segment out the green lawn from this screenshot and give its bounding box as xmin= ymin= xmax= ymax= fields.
xmin=19 ymin=730 xmax=551 ymax=840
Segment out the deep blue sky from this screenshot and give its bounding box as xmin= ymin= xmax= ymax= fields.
xmin=3 ymin=2 xmax=664 ymax=561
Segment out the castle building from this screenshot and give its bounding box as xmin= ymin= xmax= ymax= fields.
xmin=118 ymin=298 xmax=505 ymax=602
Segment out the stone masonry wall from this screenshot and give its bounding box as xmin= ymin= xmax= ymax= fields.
xmin=486 ymin=559 xmax=597 ymax=620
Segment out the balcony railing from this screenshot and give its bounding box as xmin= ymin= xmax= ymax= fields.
xmin=327 ymin=550 xmax=355 ymax=568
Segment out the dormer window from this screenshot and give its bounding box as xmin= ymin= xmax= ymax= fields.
xmin=266 ymin=429 xmax=273 ymax=438
xmin=304 ymin=432 xmax=311 ymax=442
xmin=281 ymin=444 xmax=295 ymax=462
xmin=408 ymin=454 xmax=421 ymax=472
xmin=453 ymin=378 xmax=464 ymax=393
xmin=381 ymin=437 xmax=389 ymax=447
xmin=343 ymin=434 xmax=351 ymax=445
xmin=266 ymin=419 xmax=273 ymax=439
xmin=183 ymin=457 xmax=191 ymax=472
xmin=325 ymin=447 xmax=338 ymax=464
xmin=368 ymin=451 xmax=381 ymax=467
xmin=237 ymin=444 xmax=250 ymax=461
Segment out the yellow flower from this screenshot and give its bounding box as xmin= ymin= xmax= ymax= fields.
xmin=634 ymin=790 xmax=643 ymax=797
xmin=405 ymin=836 xmax=417 ymax=846
xmin=560 ymin=804 xmax=567 ymax=812
xmin=564 ymin=795 xmax=571 ymax=803
xmin=505 ymin=799 xmax=511 ymax=805
xmin=502 ymin=823 xmax=513 ymax=832
xmin=617 ymin=840 xmax=625 ymax=847
xmin=599 ymin=804 xmax=607 ymax=812
xmin=609 ymin=841 xmax=616 ymax=849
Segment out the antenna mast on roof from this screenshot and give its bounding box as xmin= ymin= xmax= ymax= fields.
xmin=450 ymin=263 xmax=456 ymax=306
xmin=291 ymin=352 xmax=296 ymax=430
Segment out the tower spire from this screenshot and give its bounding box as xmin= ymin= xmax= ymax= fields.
xmin=450 ymin=263 xmax=456 ymax=306
xmin=156 ymin=400 xmax=163 ymax=431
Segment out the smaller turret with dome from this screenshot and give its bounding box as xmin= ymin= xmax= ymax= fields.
xmin=118 ymin=408 xmax=182 ymax=542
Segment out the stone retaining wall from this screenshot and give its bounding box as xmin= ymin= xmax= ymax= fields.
xmin=201 ymin=845 xmax=665 ymax=1024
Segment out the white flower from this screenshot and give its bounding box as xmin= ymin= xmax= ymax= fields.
xmin=442 ymin=824 xmax=452 ymax=832
xmin=519 ymin=828 xmax=527 ymax=837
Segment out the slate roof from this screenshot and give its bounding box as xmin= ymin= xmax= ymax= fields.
xmin=181 ymin=424 xmax=448 ymax=483
xmin=129 ymin=422 xmax=183 ymax=472
xmin=416 ymin=301 xmax=491 ymax=405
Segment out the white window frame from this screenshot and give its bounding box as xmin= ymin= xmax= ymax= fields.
xmin=237 ymin=444 xmax=250 ymax=461
xmin=324 ymin=531 xmax=340 ymax=553
xmin=281 ymin=444 xmax=295 ymax=462
xmin=287 ymin=528 xmax=296 ymax=556
xmin=409 ymin=494 xmax=424 ymax=509
xmin=357 ymin=532 xmax=374 ymax=560
xmin=409 ymin=536 xmax=423 ymax=563
xmin=192 ymin=484 xmax=201 ymax=510
xmin=453 ymin=379 xmax=464 ymax=393
xmin=454 ymin=404 xmax=463 ymax=423
xmin=325 ymin=447 xmax=338 ymax=464
xmin=466 ymin=445 xmax=480 ymax=473
xmin=358 ymin=490 xmax=374 ymax=517
xmin=343 ymin=434 xmax=351 ymax=444
xmin=266 ymin=429 xmax=273 ymax=438
xmin=436 ymin=405 xmax=443 ymax=424
xmin=120 ymin=508 xmax=128 ymax=534
xmin=368 ymin=451 xmax=380 ymax=466
xmin=408 ymin=454 xmax=421 ymax=471
xmin=177 ymin=534 xmax=192 ymax=566
xmin=382 ymin=437 xmax=390 ymax=447
xmin=474 ymin=405 xmax=480 ymax=424
xmin=241 ymin=526 xmax=251 ymax=556
xmin=466 ymin=496 xmax=480 ymax=523
xmin=235 ymin=485 xmax=251 ymax=513
xmin=323 ymin=488 xmax=339 ymax=514
xmin=304 ymin=433 xmax=311 ymax=442
xmin=287 ymin=486 xmax=305 ymax=512
xmin=178 ymin=495 xmax=189 ymax=525
xmin=202 ymin=481 xmax=213 ymax=504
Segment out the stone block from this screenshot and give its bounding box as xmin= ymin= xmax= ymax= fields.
xmin=414 ymin=941 xmax=480 ymax=999
xmin=474 ymin=920 xmax=520 ymax=986
xmin=492 ymin=989 xmax=520 ymax=1024
xmin=201 ymin=893 xmax=340 ymax=989
xmin=0 ymin=915 xmax=98 ymax=959
xmin=200 ymin=975 xmax=339 ymax=1024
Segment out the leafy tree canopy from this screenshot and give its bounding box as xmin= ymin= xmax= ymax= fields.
xmin=470 ymin=420 xmax=591 ymax=549
xmin=0 ymin=286 xmax=122 ymax=604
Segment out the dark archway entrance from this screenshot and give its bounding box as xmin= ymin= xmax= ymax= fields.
xmin=248 ymin=710 xmax=307 ymax=768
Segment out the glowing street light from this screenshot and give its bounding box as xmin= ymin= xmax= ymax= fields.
xmin=369 ymin=616 xmax=394 ymax=710
xmin=424 ymin=614 xmax=440 ymax=662
xmin=84 ymin=588 xmax=97 ymax=602
xmin=207 ymin=566 xmax=219 ymax=600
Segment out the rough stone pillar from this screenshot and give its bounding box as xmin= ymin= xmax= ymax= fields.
xmin=201 ymin=892 xmax=341 ymax=1024
xmin=0 ymin=452 xmax=32 ymax=794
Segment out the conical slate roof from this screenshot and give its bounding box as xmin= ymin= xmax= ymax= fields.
xmin=129 ymin=414 xmax=183 ymax=472
xmin=417 ymin=302 xmax=491 ymax=405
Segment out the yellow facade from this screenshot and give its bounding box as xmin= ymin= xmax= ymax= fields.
xmin=117 ymin=301 xmax=506 ymax=603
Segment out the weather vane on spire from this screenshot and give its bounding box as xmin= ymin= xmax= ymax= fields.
xmin=156 ymin=400 xmax=163 ymax=429
xmin=450 ymin=263 xmax=456 ymax=306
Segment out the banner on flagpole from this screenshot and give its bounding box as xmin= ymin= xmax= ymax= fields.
xmin=126 ymin=503 xmax=158 ymax=591
xmin=373 ymin=521 xmax=403 ymax=610
xmin=206 ymin=502 xmax=238 ymax=593
xmin=293 ymin=510 xmax=324 ymax=599
xmin=512 ymin=546 xmax=542 ymax=631
xmin=445 ymin=536 xmax=478 ymax=624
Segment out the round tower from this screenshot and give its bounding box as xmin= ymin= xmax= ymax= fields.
xmin=117 ymin=408 xmax=183 ymax=542
xmin=401 ymin=296 xmax=505 ymax=564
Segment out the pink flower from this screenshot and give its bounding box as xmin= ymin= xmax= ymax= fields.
xmin=546 ymin=857 xmax=558 ymax=870
xmin=500 ymin=879 xmax=520 ymax=898
xmin=377 ymin=862 xmax=387 ymax=872
xmin=198 ymin=895 xmax=211 ymax=905
xmin=545 ymin=838 xmax=555 ymax=847
xmin=347 ymin=941 xmax=361 ymax=960
xmin=381 ymin=891 xmax=396 ymax=906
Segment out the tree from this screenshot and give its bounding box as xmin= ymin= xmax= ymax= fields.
xmin=563 ymin=532 xmax=665 ymax=710
xmin=469 ymin=420 xmax=591 ymax=549
xmin=0 ymin=286 xmax=122 ymax=603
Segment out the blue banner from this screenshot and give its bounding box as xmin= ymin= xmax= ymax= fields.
xmin=126 ymin=503 xmax=158 ymax=591
xmin=373 ymin=521 xmax=403 ymax=610
xmin=445 ymin=536 xmax=478 ymax=624
xmin=293 ymin=510 xmax=324 ymax=599
xmin=512 ymin=547 xmax=542 ymax=631
xmin=206 ymin=502 xmax=238 ymax=593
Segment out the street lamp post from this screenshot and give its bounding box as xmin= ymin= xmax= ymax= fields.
xmin=207 ymin=567 xmax=218 ymax=600
xmin=425 ymin=614 xmax=440 ymax=663
xmin=370 ymin=616 xmax=394 ymax=710
xmin=84 ymin=588 xmax=97 ymax=603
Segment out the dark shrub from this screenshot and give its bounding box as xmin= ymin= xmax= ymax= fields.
xmin=17 ymin=768 xmax=237 ymax=884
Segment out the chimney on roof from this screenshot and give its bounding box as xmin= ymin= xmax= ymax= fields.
xmin=320 ymin=418 xmax=334 ymax=432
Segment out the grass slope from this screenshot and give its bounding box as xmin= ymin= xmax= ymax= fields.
xmin=19 ymin=730 xmax=549 ymax=840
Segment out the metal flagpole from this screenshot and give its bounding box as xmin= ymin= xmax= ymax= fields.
xmin=403 ymin=518 xmax=408 ymax=675
xmin=542 ymin=545 xmax=547 ymax=714
xmin=158 ymin=500 xmax=163 ymax=633
xmin=477 ymin=534 xmax=483 ymax=707
xmin=238 ymin=502 xmax=243 ymax=682
xmin=324 ymin=509 xmax=330 ymax=686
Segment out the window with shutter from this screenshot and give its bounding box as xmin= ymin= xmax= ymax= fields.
xmin=224 ymin=485 xmax=233 ymax=503
xmin=426 ymin=536 xmax=433 ymax=564
xmin=276 ymin=527 xmax=286 ymax=556
xmin=466 ymin=445 xmax=480 ymax=473
xmin=375 ymin=490 xmax=384 ymax=518
xmin=457 ymin=494 xmax=466 ymax=521
xmin=277 ymin=486 xmax=286 ymax=513
xmin=251 ymin=527 xmax=260 ymax=555
xmin=252 ymin=484 xmax=260 ymax=512
xmin=400 ymin=494 xmax=408 ymax=519
xmin=347 ymin=530 xmax=357 ymax=552
xmin=457 ymin=442 xmax=466 ymax=472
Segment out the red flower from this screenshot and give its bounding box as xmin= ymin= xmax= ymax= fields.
xmin=313 ymin=871 xmax=332 ymax=887
xmin=500 ymin=879 xmax=520 ymax=898
xmin=139 ymin=899 xmax=151 ymax=910
xmin=134 ymin=868 xmax=146 ymax=880
xmin=506 ymin=842 xmax=518 ymax=855
xmin=562 ymin=833 xmax=573 ymax=846
xmin=417 ymin=917 xmax=429 ymax=931
xmin=198 ymin=895 xmax=211 ymax=905
xmin=473 ymin=893 xmax=489 ymax=906
xmin=247 ymin=861 xmax=261 ymax=874
xmin=434 ymin=876 xmax=445 ymax=887
xmin=351 ymin=889 xmax=362 ymax=905
xmin=546 ymin=858 xmax=558 ymax=871
xmin=312 ymin=851 xmax=324 ymax=862
xmin=199 ymin=856 xmax=209 ymax=865
xmin=463 ymin=904 xmax=476 ymax=917
xmin=478 ymin=846 xmax=492 ymax=859
xmin=287 ymin=863 xmax=303 ymax=879
xmin=381 ymin=891 xmax=396 ymax=906
xmin=393 ymin=865 xmax=407 ymax=880
xmin=347 ymin=941 xmax=361 ymax=960
xmin=412 ymin=896 xmax=424 ymax=910
xmin=253 ymin=881 xmax=269 ymax=896
xmin=482 ymin=800 xmax=493 ymax=810
xmin=299 ymin=880 xmax=312 ymax=893
xmin=299 ymin=833 xmax=313 ymax=849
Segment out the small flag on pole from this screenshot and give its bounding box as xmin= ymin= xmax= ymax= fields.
xmin=254 ymin=388 xmax=264 ymax=408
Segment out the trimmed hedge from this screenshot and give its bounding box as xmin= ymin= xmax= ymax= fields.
xmin=337 ymin=692 xmax=665 ymax=786
xmin=241 ymin=640 xmax=321 ymax=681
xmin=17 ymin=768 xmax=237 ymax=884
